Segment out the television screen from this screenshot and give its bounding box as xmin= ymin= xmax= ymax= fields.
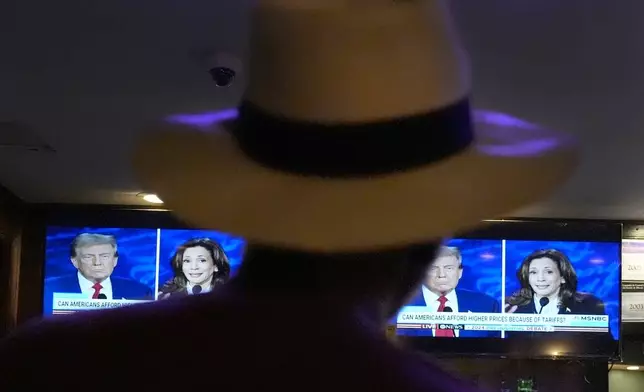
xmin=394 ymin=222 xmax=621 ymax=359
xmin=42 ymin=226 xmax=245 ymax=315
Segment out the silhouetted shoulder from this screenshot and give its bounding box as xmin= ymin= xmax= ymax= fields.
xmin=0 ymin=294 xmax=230 ymax=389
xmin=0 ymin=292 xmax=480 ymax=391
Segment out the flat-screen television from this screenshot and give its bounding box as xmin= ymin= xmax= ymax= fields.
xmin=39 ymin=210 xmax=620 ymax=359
xmin=394 ymin=221 xmax=621 ymax=359
xmin=42 ymin=226 xmax=245 ymax=315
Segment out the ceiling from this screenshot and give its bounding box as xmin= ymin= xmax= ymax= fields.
xmin=2 ymin=0 xmax=644 ymax=219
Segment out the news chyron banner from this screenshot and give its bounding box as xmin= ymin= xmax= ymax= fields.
xmin=396 ymin=309 xmax=610 ymax=333
xmin=622 ymin=239 xmax=644 ymax=322
xmin=51 ymin=293 xmax=151 ymax=315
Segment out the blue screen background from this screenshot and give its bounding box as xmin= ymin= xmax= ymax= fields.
xmin=157 ymin=229 xmax=245 ymax=290
xmin=446 ymin=239 xmax=503 ymax=302
xmin=504 ymin=240 xmax=621 ymax=340
xmin=44 ymin=226 xmax=158 ymax=291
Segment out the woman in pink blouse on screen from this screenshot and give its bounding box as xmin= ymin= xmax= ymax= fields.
xmin=158 ymin=238 xmax=231 ymax=299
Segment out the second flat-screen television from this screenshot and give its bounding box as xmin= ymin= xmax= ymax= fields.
xmin=394 ymin=221 xmax=621 ymax=359
xmin=42 ymin=226 xmax=245 ymax=314
xmin=40 ymin=213 xmax=621 ymax=359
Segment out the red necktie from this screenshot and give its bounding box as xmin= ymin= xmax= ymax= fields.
xmin=435 ymin=295 xmax=454 ymax=337
xmin=91 ymin=283 xmax=103 ymax=299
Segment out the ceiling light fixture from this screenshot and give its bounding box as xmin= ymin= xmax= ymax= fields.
xmin=137 ymin=193 xmax=163 ymax=204
xmin=626 ymin=366 xmax=640 ymax=371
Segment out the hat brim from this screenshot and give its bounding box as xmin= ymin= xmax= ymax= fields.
xmin=133 ymin=111 xmax=577 ymax=252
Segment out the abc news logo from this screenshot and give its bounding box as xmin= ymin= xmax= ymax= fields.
xmin=422 ymin=324 xmax=465 ymax=330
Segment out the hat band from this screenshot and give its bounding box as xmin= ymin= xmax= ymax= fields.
xmin=233 ymin=98 xmax=473 ymax=177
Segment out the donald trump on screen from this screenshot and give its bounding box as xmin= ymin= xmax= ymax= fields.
xmin=43 ymin=233 xmax=152 ymax=313
xmin=399 ymin=246 xmax=501 ymax=338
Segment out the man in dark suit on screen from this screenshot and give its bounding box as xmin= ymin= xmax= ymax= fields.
xmin=398 ymin=246 xmax=500 ymax=338
xmin=44 ymin=233 xmax=152 ymax=313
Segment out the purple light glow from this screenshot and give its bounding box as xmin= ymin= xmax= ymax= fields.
xmin=473 ymin=109 xmax=568 ymax=157
xmin=165 ymin=109 xmax=238 ymax=128
xmin=164 ymin=108 xmax=569 ymax=158
xmin=474 ymin=111 xmax=540 ymax=130
xmin=476 ymin=138 xmax=560 ymax=157
xmin=589 ymin=258 xmax=605 ymax=265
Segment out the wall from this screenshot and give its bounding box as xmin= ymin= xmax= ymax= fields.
xmin=609 ymin=370 xmax=644 ymax=391
xmin=441 ymin=357 xmax=608 ymax=392
xmin=14 ymin=211 xmax=45 ymax=325
xmin=0 ymin=184 xmax=24 ymax=336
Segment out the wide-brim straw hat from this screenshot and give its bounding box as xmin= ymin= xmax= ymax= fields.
xmin=134 ymin=1 xmax=577 ymax=252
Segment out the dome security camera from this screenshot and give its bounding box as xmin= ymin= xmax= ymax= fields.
xmin=209 ymin=67 xmax=236 ymax=87
xmin=204 ymin=52 xmax=242 ymax=88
